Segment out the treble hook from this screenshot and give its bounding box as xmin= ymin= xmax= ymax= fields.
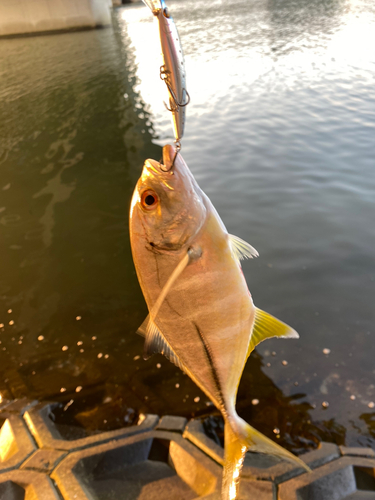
xmin=160 ymin=141 xmax=181 ymax=172
xmin=160 ymin=65 xmax=190 ymax=110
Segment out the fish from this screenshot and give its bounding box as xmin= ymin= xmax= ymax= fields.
xmin=142 ymin=0 xmax=189 ymax=141
xmin=129 ymin=145 xmax=311 ymax=499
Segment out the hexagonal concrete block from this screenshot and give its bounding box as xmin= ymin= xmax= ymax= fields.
xmin=21 ymin=449 xmax=67 ymax=473
xmin=0 ymin=399 xmax=38 ymax=416
xmin=156 ymin=415 xmax=187 ymax=433
xmin=52 ymin=429 xmax=222 ymax=500
xmin=0 ymin=414 xmax=36 ymax=473
xmin=24 ymin=402 xmax=159 ymax=452
xmin=0 ymin=469 xmax=60 ymax=499
xmin=340 ymin=446 xmax=375 ymax=459
xmin=278 ymin=456 xmax=375 ymax=500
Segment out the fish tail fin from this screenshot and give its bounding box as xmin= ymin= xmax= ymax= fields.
xmin=222 ymin=416 xmax=311 ymax=500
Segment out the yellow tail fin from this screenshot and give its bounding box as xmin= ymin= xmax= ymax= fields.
xmin=222 ymin=417 xmax=311 ymax=500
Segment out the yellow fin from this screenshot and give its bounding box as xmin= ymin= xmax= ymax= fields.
xmin=247 ymin=307 xmax=299 ymax=358
xmin=222 ymin=417 xmax=311 ymax=500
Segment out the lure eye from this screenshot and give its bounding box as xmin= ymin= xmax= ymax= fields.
xmin=141 ymin=190 xmax=159 ymax=210
xmin=163 ymin=7 xmax=170 ymax=18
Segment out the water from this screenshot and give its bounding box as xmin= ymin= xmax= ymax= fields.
xmin=0 ymin=0 xmax=374 ymax=451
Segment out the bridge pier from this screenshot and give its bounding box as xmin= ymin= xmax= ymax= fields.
xmin=0 ymin=0 xmax=112 ymax=38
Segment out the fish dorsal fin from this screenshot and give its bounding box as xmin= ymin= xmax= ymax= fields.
xmin=247 ymin=307 xmax=299 ymax=358
xmin=229 ymin=234 xmax=259 ymax=265
xmin=138 ymin=315 xmax=185 ymax=371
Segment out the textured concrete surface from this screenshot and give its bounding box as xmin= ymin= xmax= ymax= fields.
xmin=0 ymin=413 xmax=36 ymax=473
xmin=1 ymin=400 xmax=375 ymax=499
xmin=24 ymin=402 xmax=159 ymax=451
xmin=52 ymin=430 xmax=221 ymax=500
xmin=0 ymin=469 xmax=60 ymax=499
xmin=0 ymin=0 xmax=112 ymax=37
xmin=278 ymin=456 xmax=375 ymax=500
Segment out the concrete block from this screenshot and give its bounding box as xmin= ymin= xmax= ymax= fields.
xmin=156 ymin=415 xmax=187 ymax=433
xmin=301 ymin=442 xmax=340 ymax=470
xmin=340 ymin=446 xmax=375 ymax=459
xmin=0 ymin=470 xmax=60 ymax=499
xmin=278 ymin=456 xmax=375 ymax=500
xmin=184 ymin=419 xmax=223 ymax=465
xmin=21 ymin=449 xmax=67 ymax=473
xmin=52 ymin=430 xmax=221 ymax=500
xmin=0 ymin=399 xmax=38 ymax=415
xmin=0 ymin=414 xmax=36 ymax=473
xmin=24 ymin=402 xmax=159 ymax=451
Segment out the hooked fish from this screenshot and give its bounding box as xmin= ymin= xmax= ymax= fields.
xmin=129 ymin=145 xmax=310 ymax=499
xmin=142 ymin=0 xmax=189 ymax=141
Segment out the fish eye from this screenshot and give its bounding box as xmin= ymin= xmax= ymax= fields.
xmin=141 ymin=190 xmax=159 ymax=210
xmin=163 ymin=7 xmax=170 ymax=18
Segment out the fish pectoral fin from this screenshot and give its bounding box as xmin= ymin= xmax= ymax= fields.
xmin=229 ymin=234 xmax=259 ymax=265
xmin=247 ymin=307 xmax=299 ymax=357
xmin=142 ymin=317 xmax=185 ymax=371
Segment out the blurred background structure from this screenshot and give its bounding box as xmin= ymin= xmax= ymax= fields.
xmin=0 ymin=0 xmax=123 ymax=38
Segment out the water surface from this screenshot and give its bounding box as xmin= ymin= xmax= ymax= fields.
xmin=0 ymin=0 xmax=374 ymax=450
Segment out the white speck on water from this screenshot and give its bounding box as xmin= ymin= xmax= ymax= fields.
xmin=79 ymin=349 xmax=84 ymax=353
xmin=194 ymin=396 xmax=200 ymax=403
xmin=266 ymin=362 xmax=271 ymax=367
xmin=175 ymin=383 xmax=180 ymax=388
xmin=273 ymin=427 xmax=280 ymax=435
xmin=92 ymin=336 xmax=97 ymax=340
xmin=323 ymin=348 xmax=331 ymax=355
xmin=156 ymin=363 xmax=161 ymax=369
xmin=76 ymin=316 xmax=82 ymax=321
xmin=322 ymin=401 xmax=329 ymax=408
xmin=103 ymin=419 xmax=107 ymax=424
xmin=97 ymin=353 xmax=103 ymax=359
xmin=63 ymin=399 xmax=74 ymax=411
xmin=75 ymin=386 xmax=82 ymax=393
xmin=9 ymin=320 xmax=14 ymax=326
xmin=282 ymin=360 xmax=288 ymax=366
xmin=104 ymin=354 xmax=109 ymax=359
xmin=18 ymin=340 xmax=22 ymax=344
xmin=133 ymin=355 xmax=140 ymax=361
xmin=368 ymin=402 xmax=375 ymax=409
xmin=350 ymin=395 xmax=356 ymax=400
xmin=272 ymin=351 xmax=276 ymax=356
xmin=38 ymin=335 xmax=44 ymax=341
xmin=252 ymin=399 xmax=259 ymax=405
xmin=0 ymin=324 xmax=3 ymax=328
xmin=77 ymin=341 xmax=83 ymax=346
xmin=60 ymin=388 xmax=66 ymax=393
xmin=7 ymin=309 xmax=12 ymax=314
xmin=62 ymin=345 xmax=68 ymax=351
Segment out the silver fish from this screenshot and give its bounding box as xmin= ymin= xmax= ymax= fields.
xmin=129 ymin=145 xmax=310 ymax=499
xmin=142 ymin=0 xmax=189 ymax=141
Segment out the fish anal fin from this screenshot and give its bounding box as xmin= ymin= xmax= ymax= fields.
xmin=142 ymin=316 xmax=185 ymax=371
xmin=248 ymin=307 xmax=299 ymax=357
xmin=229 ymin=234 xmax=259 ymax=265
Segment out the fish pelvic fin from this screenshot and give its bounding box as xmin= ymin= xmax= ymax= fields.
xmin=138 ymin=315 xmax=186 ymax=371
xmin=222 ymin=416 xmax=311 ymax=500
xmin=228 ymin=234 xmax=259 ymax=265
xmin=247 ymin=307 xmax=299 ymax=358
